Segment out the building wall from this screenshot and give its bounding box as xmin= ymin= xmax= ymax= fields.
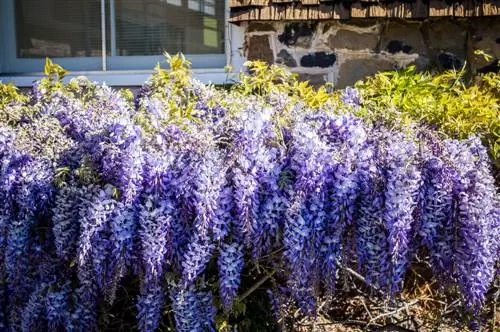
xmin=242 ymin=17 xmax=500 ymax=88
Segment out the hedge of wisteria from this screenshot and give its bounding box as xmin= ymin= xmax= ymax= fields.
xmin=0 ymin=62 xmax=498 ymax=332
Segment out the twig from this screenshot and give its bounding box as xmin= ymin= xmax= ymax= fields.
xmin=298 ymin=319 xmax=383 ymax=328
xmin=316 ymin=299 xmax=329 ymax=314
xmin=443 ymin=299 xmax=460 ymax=316
xmin=343 ymin=266 xmax=385 ymax=297
xmin=298 ymin=299 xmax=330 ymax=325
xmin=366 ymin=299 xmax=420 ymax=328
xmin=373 ymin=322 xmax=414 ymax=332
xmin=404 ymin=302 xmax=420 ymax=332
xmin=345 ymin=319 xmax=382 ymax=327
xmin=237 ymin=271 xmax=275 ymax=303
xmin=361 ymin=297 xmax=374 ymax=321
xmin=259 ymin=247 xmax=284 ymax=260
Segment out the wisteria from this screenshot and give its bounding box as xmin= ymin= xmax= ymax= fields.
xmin=0 ymin=60 xmax=498 ymax=331
xmin=218 ymin=241 xmax=244 ymax=310
xmin=340 ymin=86 xmax=362 ymax=108
xmin=170 ymin=286 xmax=216 ymax=332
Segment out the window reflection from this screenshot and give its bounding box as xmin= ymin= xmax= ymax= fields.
xmin=15 ymin=0 xmax=102 ymax=58
xmin=114 ymin=0 xmax=224 ymax=56
xmin=14 ymin=0 xmax=225 ymax=59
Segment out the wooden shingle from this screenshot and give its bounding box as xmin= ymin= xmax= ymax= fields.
xmin=229 ymin=0 xmax=500 ymax=22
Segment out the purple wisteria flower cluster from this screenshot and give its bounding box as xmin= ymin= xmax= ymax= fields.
xmin=0 ymin=70 xmax=497 ymax=332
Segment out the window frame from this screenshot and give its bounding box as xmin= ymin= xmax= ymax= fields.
xmin=0 ymin=0 xmax=243 ymax=86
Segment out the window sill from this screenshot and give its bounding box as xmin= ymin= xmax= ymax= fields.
xmin=0 ymin=68 xmax=239 ymax=87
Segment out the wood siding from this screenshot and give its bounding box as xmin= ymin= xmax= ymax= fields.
xmin=229 ymin=0 xmax=500 ymax=22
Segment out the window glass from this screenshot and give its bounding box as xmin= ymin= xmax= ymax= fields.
xmin=114 ymin=0 xmax=225 ymax=56
xmin=3 ymin=0 xmax=226 ymax=74
xmin=15 ymin=0 xmax=102 ymax=58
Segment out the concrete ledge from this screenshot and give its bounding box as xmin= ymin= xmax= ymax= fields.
xmin=0 ymin=69 xmax=240 ymax=87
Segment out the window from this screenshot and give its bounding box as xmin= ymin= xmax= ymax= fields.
xmin=113 ymin=0 xmax=223 ymax=58
xmin=0 ymin=0 xmax=228 ymax=81
xmin=15 ymin=0 xmax=102 ymax=58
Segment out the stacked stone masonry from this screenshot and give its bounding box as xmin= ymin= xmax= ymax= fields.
xmin=243 ymin=17 xmax=500 ymax=87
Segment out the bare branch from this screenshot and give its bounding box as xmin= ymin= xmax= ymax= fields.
xmin=237 ymin=271 xmax=275 ymax=303
xmin=366 ymin=299 xmax=420 ymax=328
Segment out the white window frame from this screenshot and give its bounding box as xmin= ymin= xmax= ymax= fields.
xmin=0 ymin=0 xmax=244 ymax=86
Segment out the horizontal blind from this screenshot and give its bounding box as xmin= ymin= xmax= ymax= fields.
xmin=113 ymin=0 xmax=225 ymax=56
xmin=15 ymin=0 xmax=103 ymax=58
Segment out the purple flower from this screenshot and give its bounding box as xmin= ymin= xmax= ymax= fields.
xmin=447 ymin=138 xmax=498 ymax=311
xmin=52 ymin=186 xmax=80 ymax=260
xmin=138 ymin=194 xmax=172 ymax=283
xmin=218 ymin=241 xmax=244 ymax=309
xmin=137 ymin=282 xmax=165 ymax=332
xmin=382 ymin=134 xmax=421 ymax=293
xmin=340 ymin=87 xmax=361 ymax=108
xmin=170 ymin=286 xmax=216 ymax=332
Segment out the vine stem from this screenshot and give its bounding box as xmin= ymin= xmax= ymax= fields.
xmin=237 ymin=270 xmax=276 ymax=303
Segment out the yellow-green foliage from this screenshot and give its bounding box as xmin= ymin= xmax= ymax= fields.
xmin=40 ymin=58 xmax=109 ymax=104
xmin=0 ymin=80 xmax=31 ymax=126
xmin=355 ymin=66 xmax=500 ymax=169
xmin=0 ymin=82 xmax=29 ymax=125
xmin=134 ymin=53 xmax=229 ymax=134
xmin=0 ymin=82 xmax=27 ymax=109
xmin=144 ymin=53 xmax=200 ymax=123
xmin=39 ymin=57 xmax=69 ymax=96
xmin=234 ymin=61 xmax=332 ymax=109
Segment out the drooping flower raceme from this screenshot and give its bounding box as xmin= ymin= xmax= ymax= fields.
xmin=283 ymin=112 xmax=333 ymax=313
xmin=0 ymin=68 xmax=498 ymax=332
xmin=218 ymin=241 xmax=244 ymax=310
xmin=447 ymin=138 xmax=498 ymax=311
xmin=381 ymin=132 xmax=421 ymax=293
xmin=170 ymin=286 xmax=216 ymax=332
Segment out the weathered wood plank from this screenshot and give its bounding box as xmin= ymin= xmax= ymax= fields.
xmin=429 ymin=0 xmax=454 ymax=16
xmin=230 ymin=0 xmax=271 ymax=7
xmin=483 ymin=0 xmax=500 ymax=15
xmin=229 ymin=0 xmax=498 ymax=22
xmin=455 ymin=0 xmax=482 ymax=16
xmin=350 ymin=2 xmax=369 ymax=17
xmin=368 ymin=3 xmax=387 ymax=17
xmin=302 ymin=0 xmax=321 ymax=5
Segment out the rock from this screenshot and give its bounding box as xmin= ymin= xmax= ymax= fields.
xmin=336 ymin=56 xmax=397 ymax=88
xmin=276 ymin=49 xmax=297 ymax=67
xmin=300 ymin=52 xmax=336 ymax=68
xmin=247 ymin=35 xmax=274 ymax=63
xmin=328 ymin=29 xmax=379 ymax=51
xmin=423 ymin=19 xmax=467 ymax=68
xmin=410 ymin=56 xmax=431 ymax=71
xmin=477 ymin=60 xmax=500 ymax=74
xmin=470 ymin=17 xmax=500 ymax=72
xmin=380 ymin=21 xmax=426 ymax=55
xmin=437 ymin=52 xmax=463 ymax=70
xmin=423 ymin=19 xmax=467 ymax=55
xmin=278 ymin=22 xmax=317 ymax=48
xmin=386 ymin=40 xmax=414 ymax=54
xmin=297 ymin=73 xmax=326 ymax=88
xmin=324 ymin=19 xmax=379 ymax=32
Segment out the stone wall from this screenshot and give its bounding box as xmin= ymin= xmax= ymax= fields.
xmin=242 ymin=17 xmax=500 ymax=88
